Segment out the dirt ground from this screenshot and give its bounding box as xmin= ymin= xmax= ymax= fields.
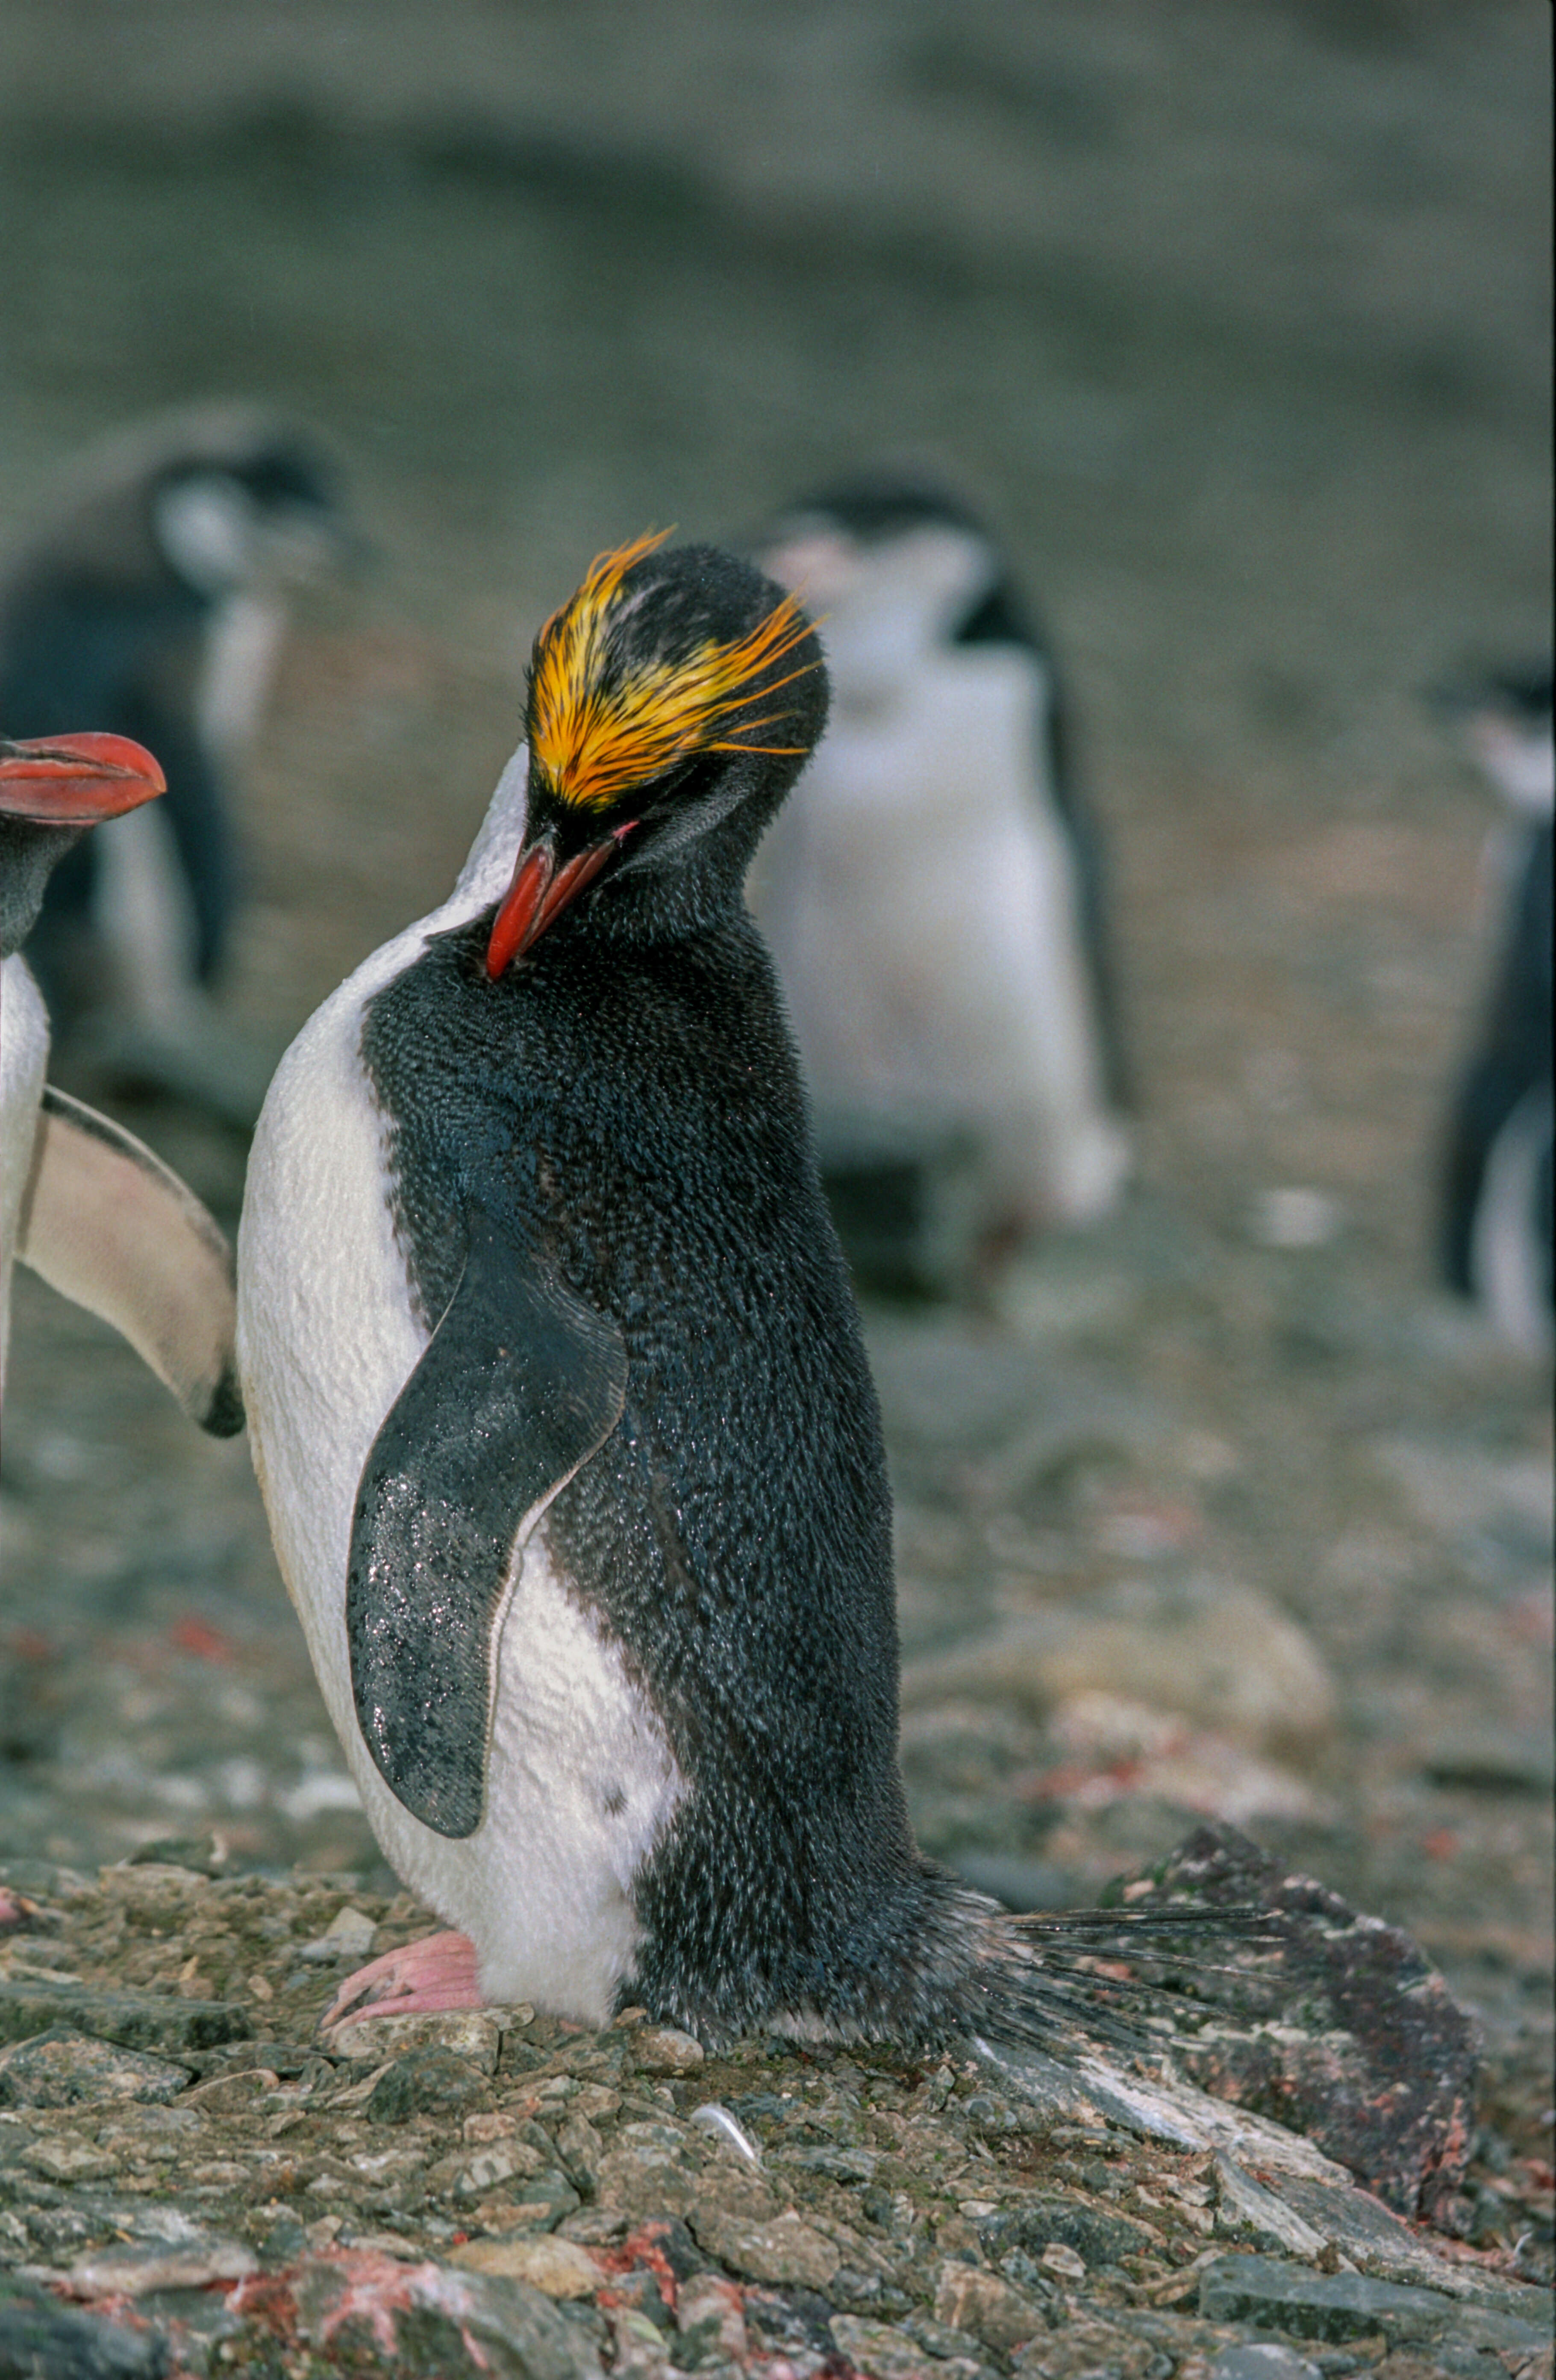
xmin=0 ymin=0 xmax=1550 ymax=2288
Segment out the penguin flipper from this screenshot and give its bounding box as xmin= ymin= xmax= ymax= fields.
xmin=347 ymin=1208 xmax=627 ymax=1841
xmin=17 ymin=1087 xmax=242 ymax=1436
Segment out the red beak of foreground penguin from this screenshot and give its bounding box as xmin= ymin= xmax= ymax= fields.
xmin=0 ymin=732 xmax=167 ymax=824
xmin=485 ymin=821 xmax=637 ymax=978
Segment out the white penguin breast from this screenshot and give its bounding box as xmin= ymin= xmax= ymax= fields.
xmin=235 ymin=840 xmax=685 ymax=2021
xmin=0 ymin=956 xmax=49 ymax=1387
xmin=761 ymin=646 xmax=1127 ymax=1219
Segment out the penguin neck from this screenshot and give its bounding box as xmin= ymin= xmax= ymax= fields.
xmin=562 ymin=776 xmax=788 ymax=951
xmin=0 ymin=818 xmax=81 ymax=959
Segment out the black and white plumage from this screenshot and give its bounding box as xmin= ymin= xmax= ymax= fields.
xmin=1439 ymin=665 xmax=1553 ymax=1354
xmin=0 ymin=404 xmax=347 ymax=1110
xmin=0 ymin=733 xmax=239 ymax=1436
xmin=751 ymin=474 xmax=1131 ymax=1269
xmin=237 ymin=534 xmax=1241 ymax=2050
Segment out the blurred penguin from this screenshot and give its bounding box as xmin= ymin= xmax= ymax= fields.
xmin=752 ymin=473 xmax=1130 ymax=1291
xmin=0 ymin=404 xmax=350 ymax=1122
xmin=1438 ymin=664 xmax=1552 ymax=1355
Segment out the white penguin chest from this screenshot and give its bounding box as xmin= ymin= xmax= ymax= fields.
xmin=0 ymin=956 xmax=50 ymax=1384
xmin=235 ymin=920 xmax=685 ymax=2019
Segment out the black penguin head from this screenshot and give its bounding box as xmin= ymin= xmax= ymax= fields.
xmin=486 ymin=534 xmax=828 ymax=974
xmin=150 ymin=422 xmax=348 ymax=599
xmin=0 ymin=733 xmax=165 ymax=958
xmin=756 ymin=469 xmax=1037 ymax=702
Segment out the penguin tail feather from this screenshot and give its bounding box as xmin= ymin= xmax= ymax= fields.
xmin=854 ymin=1873 xmax=1280 ymax=2062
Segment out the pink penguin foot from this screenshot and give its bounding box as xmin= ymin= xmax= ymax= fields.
xmin=320 ymin=1929 xmax=482 ymax=2031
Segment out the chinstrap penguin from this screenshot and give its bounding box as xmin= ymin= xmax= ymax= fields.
xmin=1436 ymin=664 xmax=1553 ymax=1354
xmin=750 ymin=472 xmax=1132 ymax=1285
xmin=0 ymin=733 xmax=241 ymax=1439
xmin=0 ymin=403 xmax=349 ymax=1120
xmin=238 ymin=533 xmax=1244 ymax=2052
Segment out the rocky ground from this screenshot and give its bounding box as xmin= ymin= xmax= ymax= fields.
xmin=0 ymin=1848 xmax=1547 ymax=2380
xmin=0 ymin=2 xmax=1551 ymax=2374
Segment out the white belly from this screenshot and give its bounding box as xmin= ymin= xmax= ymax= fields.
xmin=0 ymin=956 xmax=49 ymax=1391
xmin=759 ymin=651 xmax=1129 ymax=1225
xmin=235 ymin=808 xmax=685 ymax=2021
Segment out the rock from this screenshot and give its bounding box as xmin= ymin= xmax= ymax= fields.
xmin=933 ymin=2259 xmax=1046 ymax=2351
xmin=979 ymin=2195 xmax=1154 ymax=2270
xmin=451 ymin=2236 xmax=602 ymax=2298
xmin=629 ymin=2025 xmax=703 ymax=2076
xmin=691 ymin=2206 xmax=841 ymax=2289
xmin=1249 ymin=1188 xmax=1341 ymax=1250
xmin=1210 ymin=2350 xmax=1323 ymax=2380
xmin=1213 ymin=2155 xmax=1328 ymax=2255
xmin=555 ymin=2109 xmax=605 ymax=2189
xmin=0 ymin=2027 xmax=191 ymax=2108
xmin=675 ymin=2271 xmax=747 ymax=2360
xmin=367 ymin=2047 xmax=491 ymax=2124
xmin=1037 ymin=2241 xmax=1085 ymax=2282
xmin=64 ymin=2236 xmax=257 ymax=2295
xmin=902 ymin=1576 xmax=1335 ymax=1750
xmin=833 ymin=2311 xmax=980 ymax=2377
xmin=1123 ymin=1826 xmax=1480 ymax=2220
xmin=284 ymin=2251 xmax=603 ymax=2377
xmin=0 ymin=2277 xmax=167 ymax=2380
xmin=22 ymin=2137 xmax=122 ymax=2183
xmin=1198 ymin=2255 xmax=1552 ymax=2357
xmin=0 ymin=1980 xmax=251 ymax=2056
xmin=297 ymin=1905 xmax=378 ymax=1962
xmin=126 ymin=1835 xmax=231 ymax=1877
xmin=326 ymin=2007 xmax=504 ymax=2071
xmin=596 ymin=2141 xmax=698 ymax=2221
xmin=474 ymin=2171 xmax=582 ymax=2231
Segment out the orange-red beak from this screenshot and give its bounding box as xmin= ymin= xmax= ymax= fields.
xmin=0 ymin=733 xmax=166 ymax=825
xmin=485 ymin=823 xmax=635 ymax=978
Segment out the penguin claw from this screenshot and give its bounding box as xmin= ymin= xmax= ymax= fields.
xmin=319 ymin=1930 xmax=482 ymax=2030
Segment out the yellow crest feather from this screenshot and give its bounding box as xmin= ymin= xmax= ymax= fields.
xmin=528 ymin=530 xmax=818 ymax=813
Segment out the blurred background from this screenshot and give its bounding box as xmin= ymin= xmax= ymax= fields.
xmin=0 ymin=0 xmax=1550 ymax=2251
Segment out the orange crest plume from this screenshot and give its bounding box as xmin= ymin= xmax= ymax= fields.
xmin=527 ymin=529 xmax=819 ymax=812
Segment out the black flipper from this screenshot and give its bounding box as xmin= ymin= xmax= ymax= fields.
xmin=347 ymin=1208 xmax=628 ymax=1839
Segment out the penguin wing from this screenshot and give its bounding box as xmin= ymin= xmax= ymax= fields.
xmin=347 ymin=1206 xmax=628 ymax=1839
xmin=17 ymin=1087 xmax=242 ymax=1436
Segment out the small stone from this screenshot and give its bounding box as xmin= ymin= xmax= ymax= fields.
xmin=0 ymin=2026 xmax=191 ymax=2108
xmin=0 ymin=1979 xmax=252 ymax=2056
xmin=558 ymin=2210 xmax=630 ymax=2247
xmin=474 ymin=2171 xmax=582 ymax=2232
xmin=979 ymin=2196 xmax=1152 ymax=2270
xmin=290 ymin=2251 xmax=596 ymax=2377
xmin=1209 ymin=2348 xmax=1323 ymax=2380
xmin=22 ymin=2136 xmax=121 ymax=2182
xmin=833 ymin=2313 xmax=959 ymax=2379
xmin=691 ymin=2206 xmax=840 ymax=2289
xmin=905 ymin=1576 xmax=1334 ymax=1751
xmin=1038 ymin=2241 xmax=1085 ymax=2282
xmin=451 ymin=2234 xmax=603 ymax=2298
xmin=934 ymin=2260 xmax=1046 ymax=2352
xmin=0 ymin=2280 xmax=167 ymax=2380
xmin=454 ymin=2142 xmax=547 ymax=2198
xmin=1198 ymin=2255 xmax=1551 ymax=2356
xmin=367 ymin=2046 xmax=491 ymax=2124
xmin=297 ymin=1906 xmax=378 ymax=1962
xmin=65 ymin=2236 xmax=257 ymax=2297
xmin=1249 ymin=1187 xmax=1341 ymax=1250
xmin=631 ymin=2025 xmax=703 ymax=2076
xmin=677 ymin=2273 xmax=746 ymax=2359
xmin=556 ymin=2109 xmax=604 ymax=2188
xmin=326 ymin=2007 xmax=503 ymax=2071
